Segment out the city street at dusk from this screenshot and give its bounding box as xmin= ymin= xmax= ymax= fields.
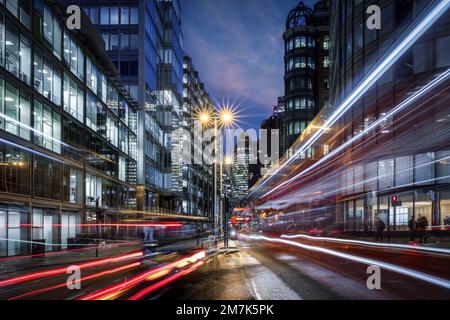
xmin=0 ymin=0 xmax=450 ymax=314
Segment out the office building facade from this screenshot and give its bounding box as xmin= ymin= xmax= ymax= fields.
xmin=283 ymin=0 xmax=330 ymax=156
xmin=77 ymin=0 xmax=184 ymax=212
xmin=182 ymin=55 xmax=214 ymax=217
xmin=0 ymin=0 xmax=139 ymax=257
xmin=253 ymin=0 xmax=450 ymax=237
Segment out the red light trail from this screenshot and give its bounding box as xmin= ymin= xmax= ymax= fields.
xmin=128 ymin=261 xmax=205 ymax=300
xmin=8 ymin=262 xmax=141 ymax=300
xmin=79 ymin=250 xmax=206 ymax=300
xmin=0 ymin=251 xmax=143 ymax=288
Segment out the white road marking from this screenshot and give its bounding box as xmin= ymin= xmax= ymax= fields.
xmin=238 ymin=251 xmax=302 ymax=300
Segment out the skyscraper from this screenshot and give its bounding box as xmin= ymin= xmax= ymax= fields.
xmin=232 ymin=134 xmax=257 ymax=205
xmin=76 ymin=0 xmax=184 ymax=212
xmin=283 ymin=0 xmax=330 ymax=156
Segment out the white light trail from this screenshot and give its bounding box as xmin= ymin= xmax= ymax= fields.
xmin=241 ymin=235 xmax=450 ymax=290
xmin=280 ymin=234 xmax=450 ymax=255
xmin=250 ymin=0 xmax=450 ymax=196
xmin=0 ymin=138 xmax=65 ymax=163
xmin=259 ymin=70 xmax=450 ymax=199
xmin=0 ymin=112 xmax=70 ymax=148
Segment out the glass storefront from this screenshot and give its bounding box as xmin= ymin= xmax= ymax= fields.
xmin=415 ymin=191 xmax=433 ymax=229
xmin=390 ymin=192 xmax=414 ymax=231
xmin=32 ymin=208 xmax=58 ymax=252
xmin=0 ymin=205 xmax=27 ymax=257
xmin=344 ymin=189 xmax=450 ymax=232
xmin=61 ymin=211 xmax=81 ymax=250
xmin=441 ymin=191 xmax=450 ymax=227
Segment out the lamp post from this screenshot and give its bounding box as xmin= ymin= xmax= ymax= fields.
xmin=198 ymin=109 xmax=235 ymax=237
xmin=88 ymin=197 xmax=103 ymax=257
xmin=222 ymin=156 xmax=233 ymax=248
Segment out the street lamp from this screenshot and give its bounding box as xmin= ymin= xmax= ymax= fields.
xmin=222 ymin=156 xmax=234 ymax=248
xmin=88 ymin=196 xmax=103 ymax=257
xmin=197 ymin=109 xmax=236 ymax=236
xmin=199 ymin=112 xmax=210 ymax=125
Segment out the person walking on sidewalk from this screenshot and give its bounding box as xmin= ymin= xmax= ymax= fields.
xmin=376 ymin=219 xmax=386 ymax=243
xmin=416 ymin=215 xmax=429 ymax=245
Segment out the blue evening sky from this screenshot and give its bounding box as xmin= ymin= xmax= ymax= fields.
xmin=181 ymin=0 xmax=318 ymax=130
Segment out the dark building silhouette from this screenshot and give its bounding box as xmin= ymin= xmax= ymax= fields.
xmin=283 ymin=0 xmax=330 ymax=157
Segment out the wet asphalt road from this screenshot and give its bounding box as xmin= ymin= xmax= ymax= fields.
xmin=156 ymin=238 xmax=450 ymax=300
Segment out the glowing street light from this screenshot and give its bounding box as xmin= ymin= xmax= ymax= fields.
xmin=199 ymin=112 xmax=211 ymax=125
xmin=221 ymin=110 xmax=235 ymax=126
xmin=196 ymin=109 xmax=236 ymax=127
xmin=224 ymin=156 xmax=234 ymax=166
xmin=195 ymin=107 xmax=237 ymax=236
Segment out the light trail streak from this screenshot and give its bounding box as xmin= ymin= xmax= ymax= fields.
xmin=265 ymin=164 xmax=450 ymax=211
xmin=241 ymin=235 xmax=450 ymax=290
xmin=280 ymin=234 xmax=450 ymax=255
xmin=259 ymin=68 xmax=450 ymax=199
xmin=250 ymin=1 xmax=450 ymax=196
xmin=6 ymin=223 xmax=183 ymax=228
xmin=0 ymin=113 xmax=70 ymax=148
xmin=0 ymin=238 xmax=99 ymax=247
xmin=254 ymin=80 xmax=450 ymax=210
xmin=79 ymin=250 xmax=206 ymax=300
xmin=0 ymin=241 xmax=140 ymax=263
xmin=8 ymin=262 xmax=141 ymax=300
xmin=0 ymin=251 xmax=143 ymax=288
xmin=127 ymin=261 xmax=205 ymax=300
xmin=0 ymin=138 xmax=65 ymax=163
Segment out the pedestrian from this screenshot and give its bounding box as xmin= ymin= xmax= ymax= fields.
xmin=408 ymin=217 xmax=416 ymax=242
xmin=416 ymin=215 xmax=429 ymax=245
xmin=376 ymin=218 xmax=386 ymax=242
xmin=444 ymin=216 xmax=450 ymax=226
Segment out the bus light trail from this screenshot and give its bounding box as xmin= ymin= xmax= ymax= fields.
xmin=281 ymin=234 xmax=450 ymax=255
xmin=0 ymin=251 xmax=143 ymax=288
xmin=259 ymin=71 xmax=450 ymax=200
xmin=250 ymin=0 xmax=450 ymax=196
xmin=79 ymin=250 xmax=206 ymax=300
xmin=241 ymin=235 xmax=450 ymax=290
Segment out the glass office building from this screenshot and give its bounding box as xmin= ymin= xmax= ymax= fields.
xmin=252 ymin=0 xmax=450 ymax=237
xmin=182 ymin=56 xmax=214 ymax=217
xmin=77 ymin=0 xmax=184 ymax=211
xmin=329 ymin=0 xmax=450 ymax=233
xmin=0 ymin=0 xmax=138 ymax=257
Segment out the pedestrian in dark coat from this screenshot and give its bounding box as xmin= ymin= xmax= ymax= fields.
xmin=376 ymin=219 xmax=386 ymax=243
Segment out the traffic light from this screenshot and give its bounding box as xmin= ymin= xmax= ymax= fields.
xmin=391 ymin=195 xmax=402 ymax=207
